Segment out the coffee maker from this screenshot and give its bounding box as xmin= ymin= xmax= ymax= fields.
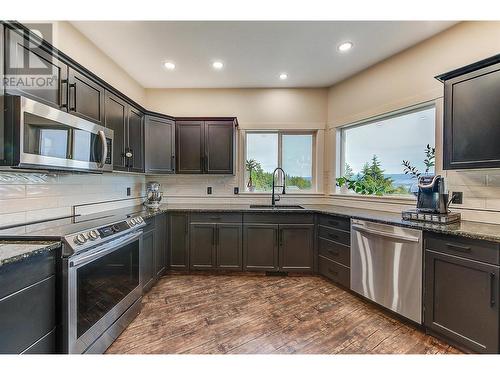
xmin=416 ymin=175 xmax=448 ymax=214
xmin=402 ymin=175 xmax=460 ymax=224
xmin=144 ymin=181 xmax=163 ymax=209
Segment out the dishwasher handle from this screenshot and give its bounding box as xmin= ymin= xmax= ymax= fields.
xmin=351 ymin=224 xmax=420 ymax=243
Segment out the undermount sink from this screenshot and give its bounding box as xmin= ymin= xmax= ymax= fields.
xmin=249 ymin=205 xmax=304 ymax=210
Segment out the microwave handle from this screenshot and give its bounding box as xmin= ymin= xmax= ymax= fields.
xmin=98 ymin=130 xmax=108 ymax=168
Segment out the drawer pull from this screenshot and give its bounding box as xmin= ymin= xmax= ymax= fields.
xmin=445 ymin=243 xmax=471 ymax=253
xmin=328 ymin=250 xmax=340 ymax=257
xmin=490 ymin=273 xmax=496 ymax=307
xmin=328 ymin=268 xmax=338 ymax=276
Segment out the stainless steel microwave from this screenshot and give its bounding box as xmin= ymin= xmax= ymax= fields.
xmin=1 ymin=96 xmax=113 ymax=172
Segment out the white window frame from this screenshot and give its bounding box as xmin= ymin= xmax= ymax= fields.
xmin=336 ymin=101 xmax=437 ymax=196
xmin=242 ymin=130 xmax=317 ymax=193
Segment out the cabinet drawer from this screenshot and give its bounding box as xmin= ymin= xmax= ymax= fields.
xmin=0 ymin=250 xmax=56 ymax=300
xmin=243 ymin=213 xmax=314 ymax=224
xmin=190 ymin=212 xmax=242 ymax=223
xmin=425 ymin=233 xmax=500 ymax=265
xmin=318 ymin=255 xmax=350 ymax=289
xmin=318 ymin=214 xmax=350 ymax=232
xmin=0 ymin=275 xmax=55 ymax=354
xmin=318 ymin=225 xmax=350 ymax=246
xmin=318 ymin=238 xmax=350 ymax=267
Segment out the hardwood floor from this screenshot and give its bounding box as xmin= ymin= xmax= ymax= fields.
xmin=106 ymin=274 xmax=462 ymax=354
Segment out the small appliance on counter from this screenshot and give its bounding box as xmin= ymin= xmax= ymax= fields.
xmin=144 ymin=181 xmax=163 ymax=209
xmin=402 ymin=175 xmax=461 ymax=224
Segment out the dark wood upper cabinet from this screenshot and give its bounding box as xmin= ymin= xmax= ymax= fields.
xmin=104 ymin=91 xmax=127 ymax=170
xmin=438 ymin=55 xmax=500 ymax=169
xmin=205 ymin=121 xmax=235 ymax=174
xmin=68 ymin=67 xmax=105 ymax=125
xmin=4 ymin=26 xmax=68 ymax=110
xmin=145 ymin=115 xmax=175 ymax=174
xmin=104 ymin=90 xmax=144 ymax=172
xmin=176 ymin=118 xmax=237 ymax=174
xmin=176 ymin=121 xmax=204 ymax=174
xmin=127 ymin=107 xmax=144 ymax=173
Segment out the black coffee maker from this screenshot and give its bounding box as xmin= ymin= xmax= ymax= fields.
xmin=416 ymin=175 xmax=449 ymax=214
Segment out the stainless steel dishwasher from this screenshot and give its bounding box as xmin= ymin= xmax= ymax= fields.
xmin=350 ymin=219 xmax=423 ymax=323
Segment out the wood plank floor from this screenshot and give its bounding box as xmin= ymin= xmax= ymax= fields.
xmin=106 ymin=274 xmax=462 ymax=354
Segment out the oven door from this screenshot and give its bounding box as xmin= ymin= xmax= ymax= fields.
xmin=66 ymin=231 xmax=142 ymax=354
xmin=14 ymin=96 xmax=113 ymax=172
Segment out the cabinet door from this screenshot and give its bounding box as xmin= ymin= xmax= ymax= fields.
xmin=176 ymin=121 xmax=204 ymax=174
xmin=4 ymin=26 xmax=68 ymax=110
xmin=127 ymin=107 xmax=144 ymax=173
xmin=141 ymin=230 xmax=155 ymax=294
xmin=154 ymin=213 xmax=167 ymax=278
xmin=104 ymin=91 xmax=127 ymax=170
xmin=217 ymin=223 xmax=242 ymax=270
xmin=145 ymin=116 xmax=175 ymax=173
xmin=169 ymin=213 xmax=189 ymax=270
xmin=205 ymin=121 xmax=234 ymax=174
xmin=279 ymin=224 xmax=314 ymax=272
xmin=243 ymin=224 xmax=279 ymax=271
xmin=190 ymin=223 xmax=216 ymax=269
xmin=68 ymin=67 xmax=105 ymax=125
xmin=425 ymin=249 xmax=500 ymax=353
xmin=444 ymin=66 xmax=500 ymax=169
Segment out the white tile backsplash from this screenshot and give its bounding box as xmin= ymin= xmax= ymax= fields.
xmin=0 ymin=171 xmax=146 ymax=225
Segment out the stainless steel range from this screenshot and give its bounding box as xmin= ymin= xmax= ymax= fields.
xmin=61 ymin=214 xmax=145 ymax=354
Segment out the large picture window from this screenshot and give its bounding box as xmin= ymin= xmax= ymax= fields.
xmin=245 ymin=131 xmax=315 ymax=192
xmin=338 ymin=104 xmax=436 ymax=196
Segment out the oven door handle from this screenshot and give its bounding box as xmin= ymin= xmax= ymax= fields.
xmin=70 ymin=231 xmax=142 ymax=268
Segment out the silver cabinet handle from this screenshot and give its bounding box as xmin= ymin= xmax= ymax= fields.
xmin=351 ymin=224 xmax=420 ymax=243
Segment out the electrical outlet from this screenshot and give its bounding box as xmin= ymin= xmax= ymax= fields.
xmin=234 ymin=187 xmax=239 ymax=195
xmin=207 ymin=186 xmax=212 ymax=195
xmin=451 ymin=191 xmax=463 ymax=204
xmin=126 ymin=187 xmax=131 ymax=196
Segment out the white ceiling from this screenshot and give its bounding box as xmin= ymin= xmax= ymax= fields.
xmin=71 ymin=21 xmax=457 ymax=89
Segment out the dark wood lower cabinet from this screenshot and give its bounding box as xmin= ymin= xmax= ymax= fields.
xmin=0 ymin=250 xmax=57 ymax=354
xmin=168 ymin=213 xmax=189 ymax=270
xmin=279 ymin=224 xmax=314 ymax=272
xmin=217 ymin=223 xmax=242 ymax=270
xmin=190 ymin=223 xmax=216 ymax=270
xmin=243 ymin=224 xmax=279 ymax=271
xmin=425 ymin=248 xmax=500 ymax=353
xmin=141 ymin=228 xmax=155 ymax=293
xmin=154 ymin=213 xmax=167 ymax=278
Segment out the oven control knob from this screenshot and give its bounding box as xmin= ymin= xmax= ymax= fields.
xmin=136 ymin=216 xmax=143 ymax=223
xmin=74 ymin=233 xmax=87 ymax=245
xmin=88 ymin=230 xmax=99 ymax=240
xmin=130 ymin=218 xmax=137 ymax=226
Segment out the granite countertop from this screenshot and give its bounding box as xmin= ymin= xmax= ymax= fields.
xmin=138 ymin=203 xmax=500 ymax=243
xmin=0 ymin=240 xmax=61 ymax=267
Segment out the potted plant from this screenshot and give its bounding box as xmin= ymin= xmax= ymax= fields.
xmin=245 ymin=159 xmax=258 ymax=192
xmin=402 ymin=144 xmax=435 ymax=195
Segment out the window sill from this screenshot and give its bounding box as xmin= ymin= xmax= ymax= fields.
xmin=329 ymin=192 xmax=416 ymax=205
xmin=239 ymin=191 xmax=323 ymax=197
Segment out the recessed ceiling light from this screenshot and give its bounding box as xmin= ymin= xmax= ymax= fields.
xmin=279 ymin=73 xmax=288 ymax=80
xmin=337 ymin=41 xmax=353 ymax=52
xmin=212 ymin=61 xmax=224 ymax=70
xmin=163 ymin=61 xmax=176 ymax=70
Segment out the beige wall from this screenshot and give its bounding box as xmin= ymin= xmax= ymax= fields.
xmin=326 ymin=21 xmax=500 ymax=223
xmin=146 ymin=88 xmax=328 ymax=129
xmin=50 ymin=21 xmax=146 ymax=106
